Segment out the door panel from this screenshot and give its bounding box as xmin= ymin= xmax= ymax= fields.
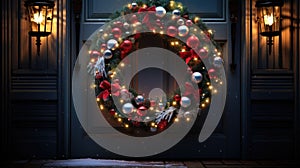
xmin=71 ymin=0 xmax=240 ymax=159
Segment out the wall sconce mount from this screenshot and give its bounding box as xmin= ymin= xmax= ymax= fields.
xmin=255 ymin=0 xmax=283 ymax=54
xmin=25 ymin=0 xmax=54 ymax=56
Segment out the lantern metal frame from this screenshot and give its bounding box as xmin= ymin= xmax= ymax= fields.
xmin=255 ymin=0 xmax=283 ymax=54
xmin=25 ymin=0 xmax=55 ymax=56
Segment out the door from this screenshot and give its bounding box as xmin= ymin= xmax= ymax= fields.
xmin=71 ymin=0 xmax=240 ymax=159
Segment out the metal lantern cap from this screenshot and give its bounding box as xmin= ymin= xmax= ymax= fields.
xmin=25 ymin=0 xmax=55 ymax=8
xmin=255 ymin=0 xmax=284 ymax=8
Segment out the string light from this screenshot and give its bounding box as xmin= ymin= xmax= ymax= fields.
xmin=118 ymin=118 xmax=122 ymax=122
xmin=96 ymin=98 xmax=100 ymax=102
xmin=100 ymin=104 xmax=104 ymax=110
xmin=172 ymin=101 xmax=177 ymax=106
xmin=125 ymin=124 xmax=129 ymax=128
xmin=120 ymin=62 xmax=125 ymax=67
xmin=174 ymin=118 xmax=179 ymax=122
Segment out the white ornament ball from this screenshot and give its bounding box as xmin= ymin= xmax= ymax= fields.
xmin=192 ymin=72 xmax=203 ymax=83
xmin=158 ymin=102 xmax=165 ymax=111
xmin=213 ymin=56 xmax=223 ymax=68
xmin=122 ymin=103 xmax=134 ymax=114
xmin=180 ymin=96 xmax=191 ymax=108
xmin=120 ymin=89 xmax=130 ymax=101
xmin=178 ymin=25 xmax=189 ymax=37
xmin=183 ymin=111 xmax=193 ymax=119
xmin=107 ymin=39 xmax=118 ymax=50
xmin=172 ymin=9 xmax=181 ymax=18
xmin=131 ymin=2 xmax=137 ymax=8
xmin=103 ymin=49 xmax=113 ymax=59
xmin=155 ymin=6 xmax=166 ymax=18
xmin=123 ymin=22 xmax=130 ymax=29
xmin=135 ymin=95 xmax=145 ymax=105
xmin=177 ymin=19 xmax=185 ymax=25
xmin=150 ymin=126 xmax=157 ymax=132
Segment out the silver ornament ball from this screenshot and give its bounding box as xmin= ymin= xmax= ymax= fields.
xmin=107 ymin=39 xmax=118 ymax=50
xmin=213 ymin=56 xmax=223 ymax=68
xmin=103 ymin=49 xmax=113 ymax=59
xmin=122 ymin=103 xmax=134 ymax=114
xmin=135 ymin=95 xmax=145 ymax=105
xmin=178 ymin=25 xmax=189 ymax=37
xmin=155 ymin=6 xmax=166 ymax=18
xmin=180 ymin=96 xmax=191 ymax=108
xmin=192 ymin=72 xmax=203 ymax=83
xmin=172 ymin=9 xmax=181 ymax=18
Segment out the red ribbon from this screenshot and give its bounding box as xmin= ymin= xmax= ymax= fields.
xmin=138 ymin=6 xmax=156 ymax=30
xmin=97 ymin=80 xmax=111 ymax=101
xmin=179 ymin=50 xmax=199 ymax=64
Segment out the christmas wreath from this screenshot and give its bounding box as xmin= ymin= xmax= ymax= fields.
xmin=86 ymin=0 xmax=224 ymax=137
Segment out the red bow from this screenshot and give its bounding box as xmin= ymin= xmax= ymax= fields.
xmin=97 ymin=80 xmax=111 ymax=101
xmin=138 ymin=6 xmax=156 ymax=30
xmin=179 ymin=50 xmax=199 ymax=64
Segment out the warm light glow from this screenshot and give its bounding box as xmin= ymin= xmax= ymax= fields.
xmin=151 ymin=122 xmax=156 ymax=127
xmin=172 ymin=101 xmax=177 ymax=106
xmin=174 ymin=118 xmax=179 ymax=122
xmin=96 ymin=98 xmax=100 ymax=102
xmin=33 ymin=12 xmax=44 ymax=24
xmin=118 ymin=118 xmax=122 ymax=122
xmin=264 ymin=14 xmax=274 ymax=26
xmin=100 ymin=104 xmax=104 ymax=110
xmin=125 ymin=124 xmax=129 ymax=128
xmin=120 ymin=62 xmax=125 ymax=67
xmin=194 ymin=17 xmax=200 ymax=23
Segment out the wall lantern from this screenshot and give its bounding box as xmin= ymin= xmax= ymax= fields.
xmin=255 ymin=0 xmax=283 ymax=54
xmin=25 ymin=0 xmax=55 ymax=56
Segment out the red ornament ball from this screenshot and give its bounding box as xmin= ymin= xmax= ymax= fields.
xmin=112 ymin=27 xmax=122 ymax=39
xmin=166 ymin=26 xmax=178 ymax=37
xmin=137 ymin=106 xmax=148 ymax=116
xmin=199 ymin=48 xmax=208 ymax=59
xmin=186 ymin=20 xmax=193 ymax=26
xmin=208 ymin=68 xmax=217 ymax=79
xmin=187 ymin=35 xmax=200 ymax=49
xmin=90 ymin=50 xmax=101 ymax=60
xmin=100 ymin=44 xmax=107 ymax=51
xmin=109 ymin=109 xmax=116 ymax=116
xmin=130 ymin=14 xmax=138 ymax=23
xmin=174 ymin=94 xmax=181 ymax=101
xmin=113 ymin=21 xmax=123 ymax=28
xmin=120 ymin=40 xmax=133 ymax=53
